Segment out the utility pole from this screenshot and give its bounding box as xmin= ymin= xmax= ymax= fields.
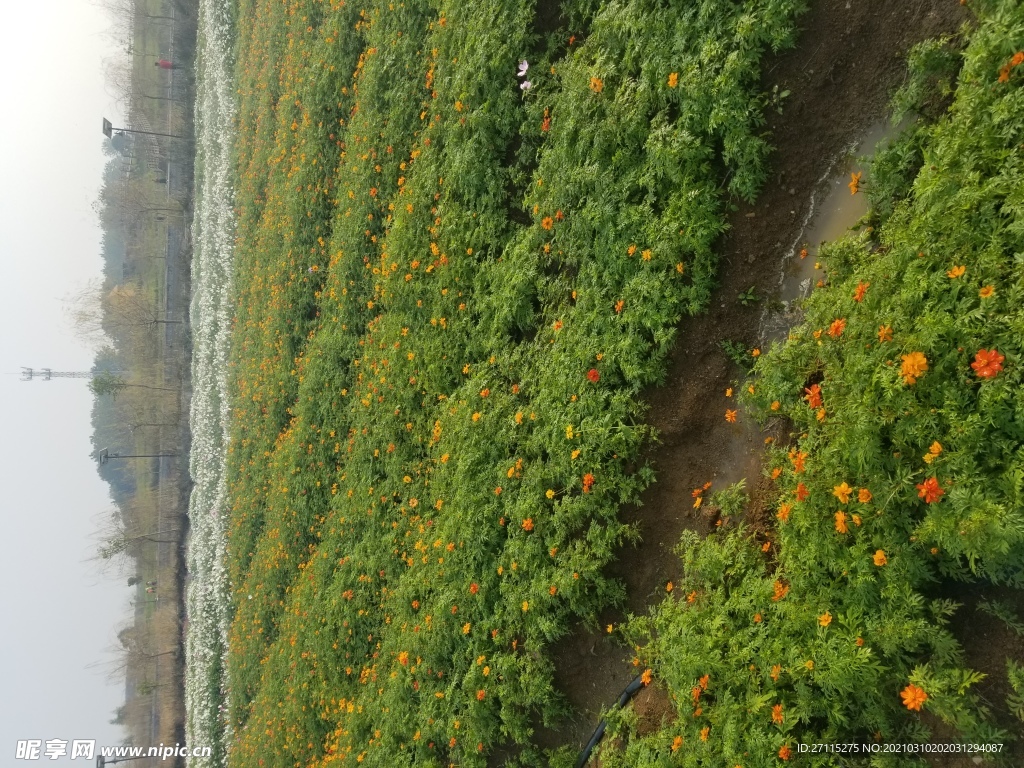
xmin=21 ymin=368 xmax=121 ymax=381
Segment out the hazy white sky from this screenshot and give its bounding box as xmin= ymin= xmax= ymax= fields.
xmin=0 ymin=0 xmax=140 ymax=761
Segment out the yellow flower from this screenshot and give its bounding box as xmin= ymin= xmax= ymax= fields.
xmin=545 ymin=489 xmax=555 ymax=499
xmin=833 ymin=482 xmax=854 ymax=504
xmin=979 ymin=285 xmax=995 ymax=298
xmin=900 ymin=352 xmax=928 ymax=385
xmin=818 ymin=611 xmax=832 ymax=627
xmin=947 ymin=265 xmax=965 ymax=279
xmin=522 ymin=601 xmax=529 ymax=612
xmin=668 ymin=72 xmax=679 ymax=88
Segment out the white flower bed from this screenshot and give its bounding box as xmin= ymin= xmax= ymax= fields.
xmin=185 ymin=1 xmax=236 ymax=765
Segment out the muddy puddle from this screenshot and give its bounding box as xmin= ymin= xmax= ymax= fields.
xmin=713 ymin=118 xmax=904 ymax=494
xmin=760 ymin=117 xmax=902 ymax=342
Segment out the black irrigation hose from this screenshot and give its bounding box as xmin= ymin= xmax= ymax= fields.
xmin=574 ymin=674 xmax=646 ymax=768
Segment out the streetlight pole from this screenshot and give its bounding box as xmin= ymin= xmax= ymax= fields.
xmin=97 ymin=448 xmax=177 ymax=465
xmin=103 ymin=118 xmax=185 ymax=141
xmin=96 ymin=755 xmax=152 ymax=766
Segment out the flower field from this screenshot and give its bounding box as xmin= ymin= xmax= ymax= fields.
xmin=608 ymin=3 xmax=1024 ymax=765
xmin=185 ymin=0 xmax=237 ymax=764
xmin=212 ymin=0 xmax=806 ymax=765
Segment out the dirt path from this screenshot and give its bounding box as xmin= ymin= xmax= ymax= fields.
xmin=543 ymin=0 xmax=971 ymax=751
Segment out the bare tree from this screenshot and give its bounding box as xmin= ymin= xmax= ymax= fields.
xmin=92 ymin=506 xmax=181 ymax=574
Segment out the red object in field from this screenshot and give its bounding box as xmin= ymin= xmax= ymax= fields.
xmin=157 ymin=59 xmax=174 ymax=69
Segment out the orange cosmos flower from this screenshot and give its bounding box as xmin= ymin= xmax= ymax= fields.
xmin=858 ymin=488 xmax=873 ymax=503
xmin=971 ymin=349 xmax=1004 ymax=379
xmin=795 ymin=483 xmax=809 ymax=502
xmin=699 ymin=727 xmax=709 ymax=742
xmin=999 ymin=64 xmax=1012 ymax=83
xmin=777 ymin=503 xmax=791 ymax=522
xmin=641 ymin=668 xmax=653 ymax=686
xmin=979 ymin=285 xmax=995 ymax=298
xmin=586 ymin=368 xmax=600 ymax=383
xmin=614 ymin=299 xmax=624 ymax=313
xmin=779 ymin=745 xmax=792 ymax=760
xmin=828 ymin=318 xmax=847 ymax=337
xmin=900 ymin=684 xmax=928 ymax=711
xmin=521 ymin=518 xmax=534 ymax=531
xmin=1013 ymin=52 xmax=1024 ymax=66
xmin=671 ymin=735 xmax=683 ymax=751
xmin=771 ymin=400 xmax=781 ymax=411
xmin=915 ymin=477 xmax=944 ymax=504
xmin=541 ymin=216 xmax=553 ymax=230
xmin=771 ymin=703 xmax=784 ymax=724
xmin=834 ymin=512 xmax=848 ymax=534
xmin=804 ymin=383 xmax=823 ymax=408
xmin=725 ymin=409 xmax=738 ymax=423
xmin=819 ymin=611 xmax=833 ymax=627
xmin=853 ymin=282 xmax=870 ymax=302
xmin=589 ymin=77 xmax=603 ymax=93
xmin=947 ymin=265 xmax=965 ymax=279
xmin=469 ymin=582 xmax=479 ymax=594
xmin=900 ymin=352 xmax=928 ymax=385
xmin=873 ymin=549 xmax=888 ymax=566
xmin=833 ymin=482 xmax=854 ymax=504
xmin=848 ymin=172 xmax=862 ymax=195
xmin=582 ymin=473 xmax=596 ymax=493
xmin=668 ymin=72 xmax=679 ymax=88
xmin=788 ymin=451 xmax=807 ymax=473
xmin=771 ymin=664 xmax=782 ymax=681
xmin=878 ymin=325 xmax=893 ymax=342
xmin=772 ymin=580 xmax=789 ymax=602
